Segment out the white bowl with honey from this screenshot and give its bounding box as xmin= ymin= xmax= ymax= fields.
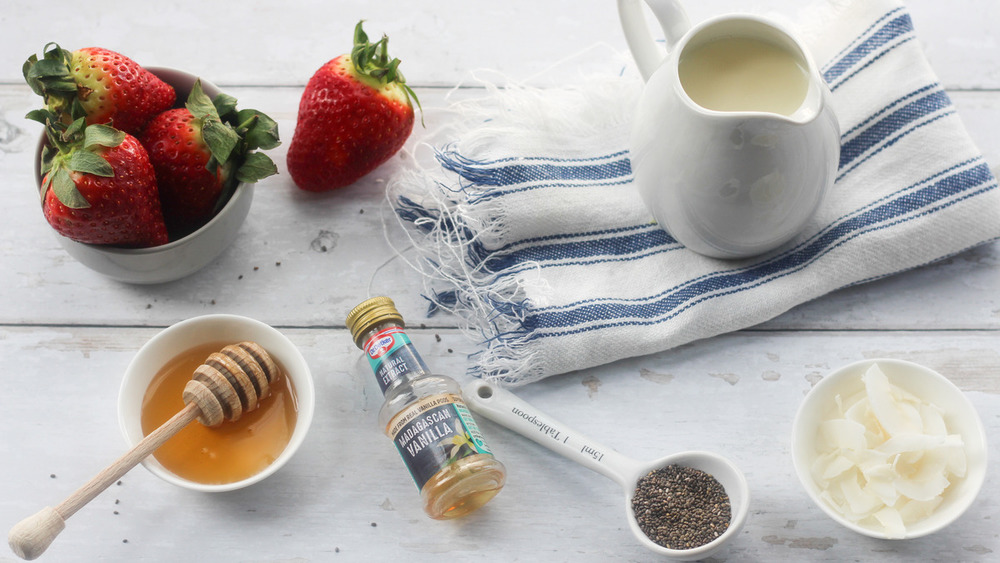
xmin=117 ymin=314 xmax=315 ymax=492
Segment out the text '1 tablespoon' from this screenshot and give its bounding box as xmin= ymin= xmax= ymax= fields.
xmin=463 ymin=380 xmax=750 ymax=561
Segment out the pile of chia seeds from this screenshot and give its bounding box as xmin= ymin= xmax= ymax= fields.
xmin=631 ymin=464 xmax=732 ymax=550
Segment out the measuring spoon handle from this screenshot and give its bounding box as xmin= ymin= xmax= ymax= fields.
xmin=463 ymin=380 xmax=638 ymax=487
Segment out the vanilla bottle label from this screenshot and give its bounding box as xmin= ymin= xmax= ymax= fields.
xmin=388 ymin=393 xmax=494 ymax=490
xmin=363 ymin=326 xmax=429 ymax=394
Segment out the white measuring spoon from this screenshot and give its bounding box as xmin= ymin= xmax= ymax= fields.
xmin=463 ymin=380 xmax=750 ymax=561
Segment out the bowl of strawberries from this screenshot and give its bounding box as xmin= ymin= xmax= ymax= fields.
xmin=27 ymin=45 xmax=279 ymax=284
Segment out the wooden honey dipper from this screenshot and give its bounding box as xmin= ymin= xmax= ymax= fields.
xmin=8 ymin=341 xmax=280 ymax=560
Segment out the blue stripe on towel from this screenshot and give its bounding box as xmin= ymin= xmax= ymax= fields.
xmin=837 ymin=109 xmax=955 ymax=182
xmin=822 ymin=6 xmax=905 ymax=73
xmin=467 ymin=177 xmax=634 ymax=204
xmin=840 ymin=83 xmax=939 ymax=139
xmin=437 ymin=149 xmax=631 ymax=168
xmin=438 ymin=150 xmax=632 ymax=187
xmin=823 ymin=12 xmax=914 ymax=85
xmin=830 ymin=36 xmax=916 ymax=92
xmin=839 ymin=89 xmax=952 ymax=167
xmin=440 ymin=149 xmax=634 ymax=203
xmin=488 ymin=236 xmax=684 ymax=277
xmin=483 ymin=226 xmax=677 ymax=272
xmin=522 ymin=163 xmax=994 ymax=333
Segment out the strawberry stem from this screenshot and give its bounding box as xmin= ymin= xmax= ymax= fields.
xmin=350 ymin=20 xmax=423 ymax=126
xmin=29 ymin=107 xmax=126 ymax=209
xmin=23 ymin=43 xmax=82 ymax=123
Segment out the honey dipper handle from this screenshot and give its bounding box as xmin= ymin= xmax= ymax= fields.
xmin=8 ymin=403 xmax=200 ymax=560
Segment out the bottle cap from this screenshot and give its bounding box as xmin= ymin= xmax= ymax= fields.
xmin=346 ymin=296 xmax=405 ymax=348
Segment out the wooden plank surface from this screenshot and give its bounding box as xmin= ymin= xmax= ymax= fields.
xmin=1 ymin=326 xmax=997 ymax=561
xmin=1 ymin=0 xmax=997 ymax=561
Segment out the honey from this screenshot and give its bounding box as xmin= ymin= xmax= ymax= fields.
xmin=140 ymin=342 xmax=298 ymax=485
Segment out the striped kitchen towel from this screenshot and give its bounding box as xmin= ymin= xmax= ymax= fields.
xmin=389 ymin=0 xmax=1000 ymax=386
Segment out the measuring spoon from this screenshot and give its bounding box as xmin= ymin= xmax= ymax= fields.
xmin=463 ymin=380 xmax=750 ymax=561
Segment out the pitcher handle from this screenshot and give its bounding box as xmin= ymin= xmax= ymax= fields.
xmin=617 ymin=0 xmax=691 ymax=81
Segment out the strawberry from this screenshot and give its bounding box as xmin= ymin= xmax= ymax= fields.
xmin=23 ymin=43 xmax=175 ymax=134
xmin=287 ymin=21 xmax=421 ymax=191
xmin=30 ymin=111 xmax=168 ymax=248
xmin=141 ymin=81 xmax=279 ymax=237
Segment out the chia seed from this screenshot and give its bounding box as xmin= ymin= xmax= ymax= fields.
xmin=631 ymin=464 xmax=731 ymax=550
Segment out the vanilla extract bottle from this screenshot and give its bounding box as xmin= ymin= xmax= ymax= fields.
xmin=346 ymin=296 xmax=506 ymax=519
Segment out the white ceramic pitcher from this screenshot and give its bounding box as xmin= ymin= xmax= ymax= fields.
xmin=618 ymin=0 xmax=840 ymax=259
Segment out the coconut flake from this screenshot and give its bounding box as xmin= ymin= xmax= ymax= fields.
xmin=919 ymin=403 xmax=947 ymax=436
xmin=873 ymin=507 xmax=906 ymax=539
xmin=897 ymin=497 xmax=944 ymax=524
xmin=862 ymin=463 xmax=900 ymax=506
xmin=819 ymin=418 xmax=868 ymax=451
xmin=839 ymin=472 xmax=883 ymax=515
xmin=863 ymin=364 xmax=922 ymax=435
xmin=812 ymin=451 xmax=856 ymax=485
xmin=877 ymin=433 xmax=961 ymax=456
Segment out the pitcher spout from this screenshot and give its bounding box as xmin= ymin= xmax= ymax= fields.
xmin=784 ymin=78 xmax=830 ymax=125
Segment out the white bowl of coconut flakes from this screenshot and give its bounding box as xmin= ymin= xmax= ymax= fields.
xmin=791 ymin=358 xmax=987 ymax=539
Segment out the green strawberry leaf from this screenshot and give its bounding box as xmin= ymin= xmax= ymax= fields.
xmin=22 ymin=54 xmax=41 ymax=95
xmin=83 ymin=124 xmax=126 ymax=149
xmin=213 ymin=92 xmax=239 ymax=119
xmin=26 ymin=57 xmax=75 ymax=82
xmin=374 ymin=38 xmax=389 ymax=67
xmin=186 ymin=80 xmax=221 ymax=121
xmin=352 ymin=21 xmax=371 ymax=65
xmin=40 ymin=170 xmax=53 ymax=201
xmin=30 ymin=110 xmax=73 ymax=154
xmin=24 ymin=57 xmax=76 ymax=95
xmin=204 ymin=155 xmax=220 ymax=174
xmin=235 ymin=151 xmax=278 ymax=183
xmin=201 ymin=119 xmax=239 ymax=163
xmin=68 ymin=98 xmax=88 ymax=121
xmin=42 ymin=42 xmax=72 ymax=65
xmin=39 ymin=144 xmax=55 ymax=177
xmin=61 ymin=117 xmax=86 ymax=142
xmin=237 ymin=109 xmax=281 ymax=151
xmin=68 ymin=150 xmax=113 ymax=177
xmin=402 ymin=83 xmax=424 ymax=126
xmin=25 ymin=108 xmax=55 ymax=125
xmin=50 ymin=166 xmax=90 ymax=209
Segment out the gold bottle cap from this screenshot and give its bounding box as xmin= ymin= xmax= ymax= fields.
xmin=345 ymin=296 xmax=405 ymax=348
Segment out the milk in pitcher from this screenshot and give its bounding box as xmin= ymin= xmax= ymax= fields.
xmin=678 ymin=36 xmax=810 ymax=116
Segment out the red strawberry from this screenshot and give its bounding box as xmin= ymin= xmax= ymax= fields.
xmin=287 ymin=21 xmax=421 ymax=191
xmin=24 ymin=43 xmax=175 ymax=134
xmin=141 ymin=80 xmax=279 ymax=237
xmin=142 ymin=108 xmax=225 ymax=236
xmin=35 ymin=116 xmax=168 ymax=247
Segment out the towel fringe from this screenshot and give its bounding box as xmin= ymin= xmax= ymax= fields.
xmin=386 ymin=68 xmax=639 ymax=385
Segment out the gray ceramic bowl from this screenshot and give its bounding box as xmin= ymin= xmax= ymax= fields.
xmin=34 ymin=67 xmax=253 ymax=284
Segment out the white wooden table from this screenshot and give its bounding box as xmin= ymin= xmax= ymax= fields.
xmin=1 ymin=1 xmax=997 ymax=561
